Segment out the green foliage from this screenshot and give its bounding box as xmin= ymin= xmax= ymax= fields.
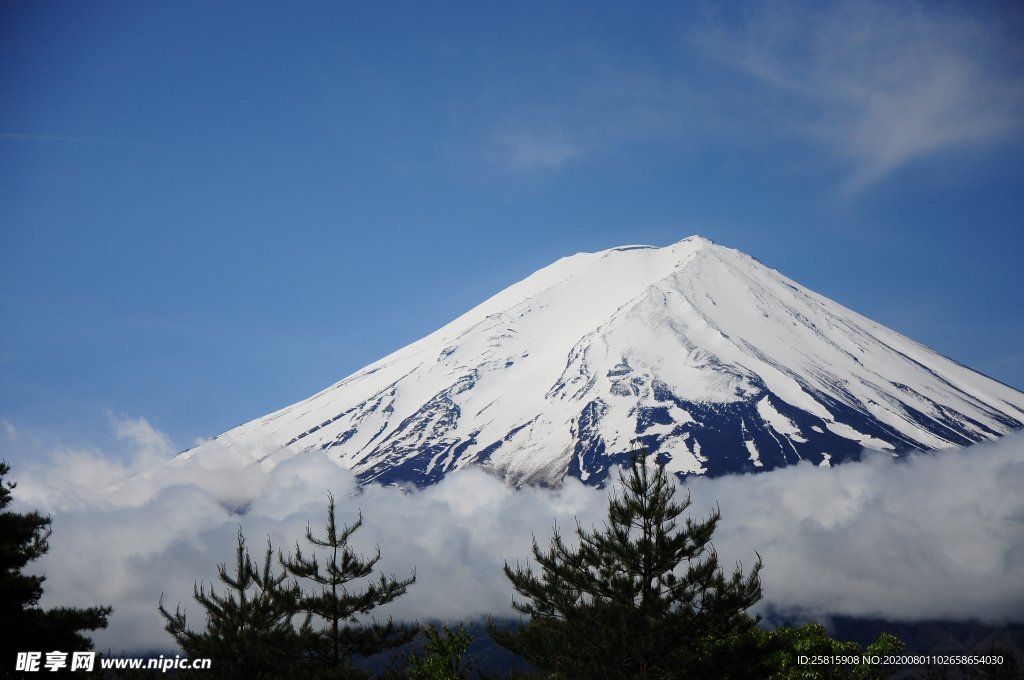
xmin=159 ymin=529 xmax=309 ymax=679
xmin=491 ymin=448 xmax=767 ymax=680
xmin=405 ymin=624 xmax=474 ymax=680
xmin=0 ymin=460 xmax=111 ymax=673
xmin=279 ymin=492 xmax=417 ymax=674
xmin=766 ymin=623 xmax=904 ymax=679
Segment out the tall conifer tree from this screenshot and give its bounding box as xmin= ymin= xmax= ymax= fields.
xmin=280 ymin=493 xmax=417 ymax=675
xmin=492 ymin=445 xmax=768 ymax=679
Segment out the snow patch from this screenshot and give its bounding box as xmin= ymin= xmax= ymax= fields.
xmin=756 ymin=397 xmax=807 ymax=443
xmin=825 ymin=421 xmax=895 ymax=451
xmin=660 ymin=433 xmax=707 ymax=475
xmin=745 ymin=439 xmax=763 ymax=468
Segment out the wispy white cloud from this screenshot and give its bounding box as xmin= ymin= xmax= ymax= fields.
xmin=110 ymin=414 xmax=175 ymax=462
xmin=485 ymin=68 xmax=701 ymax=172
xmin=486 ymin=2 xmax=1024 ymax=190
xmin=494 ymin=131 xmax=584 ymax=171
xmin=1 ymin=418 xmax=16 ymax=441
xmin=5 ymin=418 xmax=1023 ymax=652
xmin=697 ymin=1 xmax=1024 ymax=193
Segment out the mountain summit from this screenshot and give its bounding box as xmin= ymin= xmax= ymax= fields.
xmin=179 ymin=236 xmax=1024 ymax=486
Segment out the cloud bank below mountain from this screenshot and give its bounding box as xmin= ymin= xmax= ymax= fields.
xmin=6 ymin=418 xmax=1023 ymax=652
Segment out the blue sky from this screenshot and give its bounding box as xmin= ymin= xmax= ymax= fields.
xmin=2 ymin=0 xmax=1023 ymax=460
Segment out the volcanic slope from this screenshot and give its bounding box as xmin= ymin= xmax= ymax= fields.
xmin=177 ymin=236 xmax=1024 ymax=486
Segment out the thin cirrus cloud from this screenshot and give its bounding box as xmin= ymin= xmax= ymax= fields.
xmin=486 ymin=67 xmax=701 ymax=172
xmin=0 ymin=133 xmax=102 ymax=143
xmin=495 ymin=130 xmax=584 ymax=171
xmin=490 ymin=2 xmax=1024 ymax=191
xmin=696 ymin=1 xmax=1024 ymax=194
xmin=0 ymin=133 xmax=150 ymax=147
xmin=5 ymin=415 xmax=1023 ymax=653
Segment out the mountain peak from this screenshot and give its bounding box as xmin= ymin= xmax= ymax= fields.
xmin=600 ymin=235 xmax=715 ymax=258
xmin=178 ymin=239 xmax=1024 ymax=487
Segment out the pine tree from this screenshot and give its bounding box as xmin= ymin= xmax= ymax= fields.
xmin=280 ymin=492 xmax=417 ymax=675
xmin=0 ymin=460 xmax=112 ymax=672
xmin=159 ymin=529 xmax=309 ymax=679
xmin=491 ymin=445 xmax=768 ymax=680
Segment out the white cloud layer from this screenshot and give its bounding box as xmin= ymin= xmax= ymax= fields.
xmin=5 ymin=419 xmax=1023 ymax=653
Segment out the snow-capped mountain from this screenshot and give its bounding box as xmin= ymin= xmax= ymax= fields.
xmin=178 ymin=236 xmax=1024 ymax=486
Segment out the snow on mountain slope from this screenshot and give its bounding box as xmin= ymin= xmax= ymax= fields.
xmin=176 ymin=236 xmax=1024 ymax=486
